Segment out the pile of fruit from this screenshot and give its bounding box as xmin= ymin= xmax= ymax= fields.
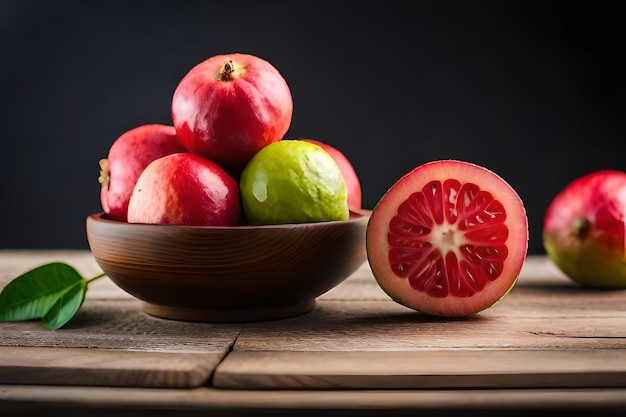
xmin=98 ymin=52 xmax=626 ymax=319
xmin=98 ymin=53 xmax=362 ymax=227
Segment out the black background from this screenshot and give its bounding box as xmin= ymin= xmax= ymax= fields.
xmin=1 ymin=0 xmax=624 ymax=254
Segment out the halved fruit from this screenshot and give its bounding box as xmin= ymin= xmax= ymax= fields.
xmin=366 ymin=160 xmax=529 ymax=317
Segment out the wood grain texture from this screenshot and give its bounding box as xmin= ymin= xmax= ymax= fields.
xmin=0 ymin=296 xmax=241 ymax=388
xmin=2 ymin=385 xmax=626 ymax=416
xmin=232 ymin=298 xmax=626 ymax=352
xmin=2 ymin=250 xmax=626 ymax=410
xmin=225 ymin=255 xmax=626 ymax=389
xmin=0 ymin=346 xmax=221 ymax=388
xmin=213 ymin=349 xmax=626 ymax=389
xmin=85 ymin=212 xmax=368 ymax=322
xmin=0 ymin=299 xmax=241 ymax=353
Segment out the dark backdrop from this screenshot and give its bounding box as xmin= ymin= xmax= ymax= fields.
xmin=1 ymin=0 xmax=624 ymax=254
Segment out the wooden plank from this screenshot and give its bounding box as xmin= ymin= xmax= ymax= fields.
xmin=0 ymin=299 xmax=241 ymax=388
xmin=1 ymin=385 xmax=626 ymax=416
xmin=233 ymin=298 xmax=626 ymax=352
xmin=0 ymin=299 xmax=241 ymax=352
xmin=228 ymin=255 xmax=626 ymax=391
xmin=213 ymin=349 xmax=626 ymax=389
xmin=0 ymin=346 xmax=220 ymax=388
xmin=234 ymin=256 xmax=626 ymax=352
xmin=2 ymin=251 xmax=625 ymax=393
xmin=0 ymin=251 xmax=229 ymax=389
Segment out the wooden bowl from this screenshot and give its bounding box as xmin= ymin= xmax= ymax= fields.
xmin=86 ymin=211 xmax=369 ymax=322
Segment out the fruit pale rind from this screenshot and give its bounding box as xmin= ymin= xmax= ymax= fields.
xmin=240 ymin=140 xmax=349 ymax=225
xmin=543 ymin=170 xmax=626 ymax=288
xmin=366 ymin=160 xmax=529 ymax=317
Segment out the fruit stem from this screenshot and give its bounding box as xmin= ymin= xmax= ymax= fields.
xmin=218 ymin=60 xmax=237 ymax=81
xmin=98 ymin=158 xmax=109 ymax=188
xmin=572 ymin=216 xmax=591 ymax=240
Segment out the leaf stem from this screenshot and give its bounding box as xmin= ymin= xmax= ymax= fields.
xmin=85 ymin=272 xmax=106 ymax=284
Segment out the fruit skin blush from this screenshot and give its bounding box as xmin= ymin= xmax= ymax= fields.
xmin=543 ymin=169 xmax=626 ymax=289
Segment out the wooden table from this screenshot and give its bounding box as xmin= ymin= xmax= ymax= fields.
xmin=1 ymin=250 xmax=625 ymax=416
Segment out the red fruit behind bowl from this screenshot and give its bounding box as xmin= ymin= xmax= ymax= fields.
xmin=543 ymin=169 xmax=626 ymax=288
xmin=99 ymin=124 xmax=186 ymax=221
xmin=302 ymin=139 xmax=362 ymax=212
xmin=127 ymin=153 xmax=241 ymax=226
xmin=172 ymin=53 xmax=293 ymax=174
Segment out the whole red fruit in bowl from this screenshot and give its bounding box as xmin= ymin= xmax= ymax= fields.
xmin=99 ymin=124 xmax=186 ymax=221
xmin=171 ymin=53 xmax=293 ymax=174
xmin=127 ymin=153 xmax=241 ymax=226
xmin=302 ymin=139 xmax=362 ymax=211
xmin=543 ymin=170 xmax=626 ymax=288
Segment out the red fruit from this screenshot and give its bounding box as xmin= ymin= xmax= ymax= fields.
xmin=171 ymin=53 xmax=293 ymax=174
xmin=127 ymin=153 xmax=241 ymax=226
xmin=99 ymin=124 xmax=186 ymax=221
xmin=366 ymin=160 xmax=528 ymax=317
xmin=302 ymin=139 xmax=362 ymax=211
xmin=543 ymin=170 xmax=626 ymax=288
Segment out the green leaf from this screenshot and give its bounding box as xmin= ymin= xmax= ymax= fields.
xmin=42 ymin=280 xmax=87 ymax=330
xmin=0 ymin=262 xmax=84 ymax=322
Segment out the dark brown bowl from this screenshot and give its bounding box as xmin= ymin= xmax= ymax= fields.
xmin=86 ymin=211 xmax=369 ymax=322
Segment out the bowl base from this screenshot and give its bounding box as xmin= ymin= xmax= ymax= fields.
xmin=142 ymin=299 xmax=316 ymax=323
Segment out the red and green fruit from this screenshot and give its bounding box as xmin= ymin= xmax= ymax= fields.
xmin=171 ymin=53 xmax=293 ymax=174
xmin=99 ymin=124 xmax=186 ymax=221
xmin=303 ymin=138 xmax=362 ymax=212
xmin=366 ymin=160 xmax=528 ymax=317
xmin=127 ymin=153 xmax=241 ymax=226
xmin=543 ymin=170 xmax=626 ymax=288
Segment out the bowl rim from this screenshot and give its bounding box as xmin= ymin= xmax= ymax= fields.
xmin=87 ymin=209 xmax=372 ymax=230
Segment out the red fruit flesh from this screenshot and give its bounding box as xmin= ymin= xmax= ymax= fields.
xmin=302 ymin=139 xmax=362 ymax=211
xmin=172 ymin=53 xmax=293 ymax=174
xmin=543 ymin=170 xmax=626 ymax=288
xmin=127 ymin=153 xmax=241 ymax=226
xmin=367 ymin=160 xmax=528 ymax=317
xmin=99 ymin=124 xmax=186 ymax=221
